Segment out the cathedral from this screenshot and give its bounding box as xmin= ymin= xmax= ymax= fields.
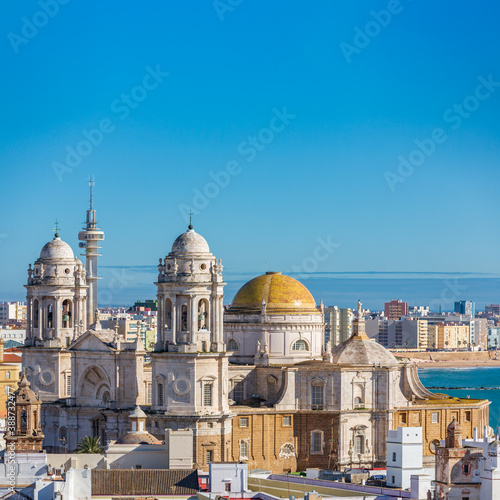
xmin=21 ymin=188 xmax=490 ymax=472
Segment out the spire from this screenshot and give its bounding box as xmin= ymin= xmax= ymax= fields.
xmin=188 ymin=210 xmax=193 ymax=230
xmin=351 ymin=299 xmax=369 ymax=339
xmin=89 ymin=177 xmax=94 ymax=211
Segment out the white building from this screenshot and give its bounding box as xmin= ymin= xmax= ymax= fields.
xmin=0 ymin=302 xmax=26 ymax=326
xmin=209 ymin=462 xmax=248 ymax=494
xmin=386 ymin=427 xmax=423 ymax=489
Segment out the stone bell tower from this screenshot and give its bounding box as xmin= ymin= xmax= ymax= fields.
xmin=151 ymin=224 xmax=229 ymax=418
xmin=155 ymin=223 xmax=225 ymax=353
xmin=23 ymin=230 xmax=87 ymax=402
xmin=25 ymin=230 xmax=87 ymax=348
xmin=5 ymin=374 xmax=44 ymax=453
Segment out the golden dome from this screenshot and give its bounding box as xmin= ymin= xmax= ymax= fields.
xmin=229 ymin=272 xmax=320 ymax=315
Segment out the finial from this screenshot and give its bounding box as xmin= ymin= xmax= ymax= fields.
xmin=188 ymin=210 xmax=193 ymax=230
xmin=52 ymin=219 xmax=61 ymax=238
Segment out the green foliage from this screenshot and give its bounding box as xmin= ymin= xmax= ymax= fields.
xmin=76 ymin=436 xmax=104 ymax=454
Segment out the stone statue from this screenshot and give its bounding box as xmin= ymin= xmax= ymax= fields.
xmin=256 ymin=340 xmax=261 ymax=353
xmin=263 ymin=341 xmax=269 ymax=355
xmin=261 ymin=299 xmax=267 ymax=316
xmin=357 ymin=300 xmax=362 ymax=319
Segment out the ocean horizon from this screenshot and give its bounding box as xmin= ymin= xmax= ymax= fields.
xmin=88 ymin=270 xmax=500 ymax=310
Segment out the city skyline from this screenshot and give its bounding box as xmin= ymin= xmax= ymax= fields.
xmin=2 ymin=2 xmax=500 ymax=306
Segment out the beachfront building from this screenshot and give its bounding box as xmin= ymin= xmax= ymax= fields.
xmin=487 ymin=327 xmax=500 ymax=350
xmin=365 ymin=318 xmax=429 ymax=349
xmin=428 ymin=322 xmax=470 ymax=350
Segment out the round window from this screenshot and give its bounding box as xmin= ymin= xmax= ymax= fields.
xmin=173 ymin=377 xmax=191 ymax=396
xmin=40 ymin=369 xmax=55 ymax=386
xmin=200 ymin=263 xmax=207 ymax=270
xmin=64 ymin=268 xmax=70 ymax=275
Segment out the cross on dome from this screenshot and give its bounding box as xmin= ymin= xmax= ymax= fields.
xmin=52 ymin=219 xmax=61 ymax=238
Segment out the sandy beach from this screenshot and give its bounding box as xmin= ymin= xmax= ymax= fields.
xmin=394 ymin=351 xmax=500 ymax=368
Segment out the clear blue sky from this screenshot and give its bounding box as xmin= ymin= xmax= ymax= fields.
xmin=2 ymin=1 xmax=500 ymax=305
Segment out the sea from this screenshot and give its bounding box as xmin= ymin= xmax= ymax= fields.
xmin=418 ymin=367 xmax=500 ymax=429
xmin=87 ymin=270 xmax=500 ymax=311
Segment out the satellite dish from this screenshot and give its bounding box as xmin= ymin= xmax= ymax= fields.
xmin=290 ymin=496 xmax=295 ymax=500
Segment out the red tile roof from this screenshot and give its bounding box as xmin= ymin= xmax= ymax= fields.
xmin=3 ymin=354 xmax=21 ymax=363
xmin=91 ymin=469 xmax=199 ymax=496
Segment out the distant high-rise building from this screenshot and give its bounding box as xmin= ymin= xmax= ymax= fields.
xmin=0 ymin=302 xmax=27 ymax=326
xmin=385 ymin=299 xmax=409 ymax=320
xmin=324 ymin=306 xmax=354 ymax=346
xmin=366 ymin=318 xmax=428 ymax=349
xmin=485 ymin=304 xmax=500 ymax=315
xmin=454 ymin=300 xmax=475 ymax=318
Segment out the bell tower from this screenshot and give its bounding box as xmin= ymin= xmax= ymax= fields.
xmin=151 ymin=224 xmax=229 ymax=417
xmin=5 ymin=374 xmax=44 ymax=453
xmin=25 ymin=230 xmax=87 ymax=348
xmin=155 ymin=223 xmax=225 ymax=353
xmin=24 ymin=230 xmax=86 ymax=401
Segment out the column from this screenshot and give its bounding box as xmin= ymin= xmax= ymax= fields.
xmin=38 ymin=299 xmax=43 ymax=339
xmin=26 ymin=297 xmax=32 ymax=339
xmin=82 ymin=297 xmax=87 ymax=332
xmin=157 ymin=296 xmax=163 ymax=343
xmin=171 ymin=296 xmax=177 ymax=344
xmin=219 ymin=295 xmax=224 ymax=344
xmin=54 ymin=297 xmax=60 ymax=338
xmin=190 ymin=295 xmax=197 ymax=343
xmin=212 ymin=295 xmax=218 ymax=346
xmin=75 ymin=297 xmax=81 ymax=335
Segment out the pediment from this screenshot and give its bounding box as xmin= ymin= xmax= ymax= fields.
xmin=69 ymin=330 xmax=114 ymax=352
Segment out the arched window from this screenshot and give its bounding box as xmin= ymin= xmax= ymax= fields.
xmin=47 ymin=304 xmax=53 ymax=329
xmin=164 ymin=299 xmax=172 ymax=329
xmin=33 ymin=299 xmax=39 ymax=328
xmin=102 ymin=391 xmax=111 ymax=405
xmin=354 ymin=396 xmax=363 ymax=408
xmin=198 ymin=299 xmax=209 ymax=330
xmin=227 ymin=339 xmax=239 ymax=351
xmin=267 ymin=376 xmax=277 ymax=400
xmin=292 ymin=340 xmax=308 ymax=351
xmin=355 ymin=435 xmax=365 ymax=454
xmin=181 ymin=305 xmax=188 ymax=331
xmin=62 ymin=299 xmax=72 ymax=328
xmin=6 ymin=372 xmax=10 ymax=380
xmin=20 ymin=410 xmax=27 ymax=434
xmin=59 ymin=427 xmax=67 ymax=445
